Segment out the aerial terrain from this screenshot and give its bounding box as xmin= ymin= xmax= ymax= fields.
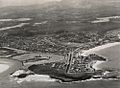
xmin=0 ymin=0 xmax=120 ymax=88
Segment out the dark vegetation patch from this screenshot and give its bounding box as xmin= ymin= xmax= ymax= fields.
xmin=28 ymin=63 xmax=93 ymax=82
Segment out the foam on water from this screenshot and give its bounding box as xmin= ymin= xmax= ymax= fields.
xmin=11 ymin=70 xmax=57 ymax=84
xmin=14 ymin=74 xmax=57 ymax=84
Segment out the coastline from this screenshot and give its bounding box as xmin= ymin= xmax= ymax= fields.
xmin=24 ymin=42 xmax=120 ymax=83
xmin=13 ymin=74 xmax=57 ymax=84
xmin=1 ymin=42 xmax=120 ymax=83
xmin=0 ymin=58 xmax=23 ymax=78
xmin=81 ymin=42 xmax=120 ymax=56
xmin=0 ymin=64 xmax=9 ymax=73
xmin=81 ymin=42 xmax=120 ymax=70
xmin=92 ymin=61 xmax=105 ymax=70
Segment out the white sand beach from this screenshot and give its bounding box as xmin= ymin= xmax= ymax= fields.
xmin=0 ymin=59 xmax=22 ymax=79
xmin=82 ymin=42 xmax=120 ymax=56
xmin=92 ymin=61 xmax=105 ymax=70
xmin=0 ymin=64 xmax=9 ymax=73
xmin=81 ymin=42 xmax=120 ymax=70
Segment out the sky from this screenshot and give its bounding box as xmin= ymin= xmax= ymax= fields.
xmin=0 ymin=0 xmax=61 ymax=7
xmin=0 ymin=0 xmax=120 ymax=8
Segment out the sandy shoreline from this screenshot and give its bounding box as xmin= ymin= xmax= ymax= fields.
xmin=81 ymin=42 xmax=120 ymax=70
xmin=82 ymin=42 xmax=120 ymax=56
xmin=0 ymin=64 xmax=9 ymax=73
xmin=92 ymin=61 xmax=105 ymax=70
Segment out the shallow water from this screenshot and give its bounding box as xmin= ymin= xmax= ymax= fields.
xmin=18 ymin=80 xmax=120 ymax=88
xmin=83 ymin=42 xmax=120 ymax=71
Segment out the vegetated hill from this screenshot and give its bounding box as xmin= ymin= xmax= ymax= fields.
xmin=0 ymin=0 xmax=120 ymax=35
